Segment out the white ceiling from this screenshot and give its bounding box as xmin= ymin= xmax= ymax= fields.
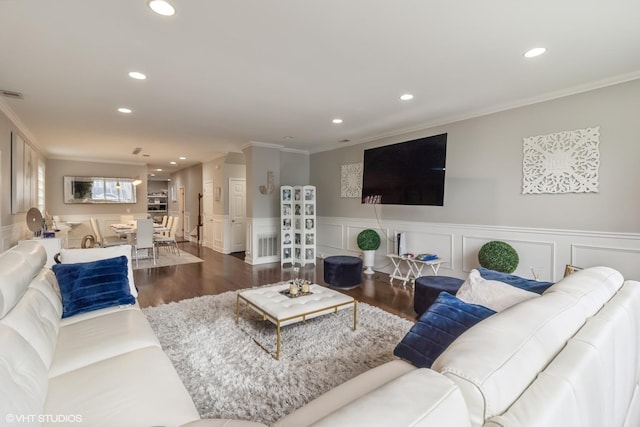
xmin=1 ymin=0 xmax=639 ymax=178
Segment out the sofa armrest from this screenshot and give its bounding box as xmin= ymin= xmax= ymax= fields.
xmin=273 ymin=359 xmax=416 ymax=427
xmin=309 ymin=368 xmax=471 ymax=427
xmin=181 ymin=420 xmax=267 ymax=427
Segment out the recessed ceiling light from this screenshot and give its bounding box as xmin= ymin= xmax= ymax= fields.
xmin=150 ymin=173 xmax=156 ymax=177
xmin=156 ymin=168 xmax=163 ymax=171
xmin=170 ymin=161 xmax=177 ymax=165
xmin=128 ymin=71 xmax=147 ymax=80
xmin=400 ymin=94 xmax=414 ymax=101
xmin=523 ymin=47 xmax=546 ymax=58
xmin=118 ymin=107 xmax=132 ymax=114
xmin=179 ymin=156 xmax=186 ymax=160
xmin=148 ymin=0 xmax=175 ymax=16
xmin=332 ymin=118 xmax=343 ymax=124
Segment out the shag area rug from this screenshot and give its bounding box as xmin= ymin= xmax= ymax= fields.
xmin=132 ymin=251 xmax=203 ymax=270
xmin=142 ymin=285 xmax=413 ymax=425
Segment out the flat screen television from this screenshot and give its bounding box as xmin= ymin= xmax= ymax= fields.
xmin=361 ymin=133 xmax=447 ymax=206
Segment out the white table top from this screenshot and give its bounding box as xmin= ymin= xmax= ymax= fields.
xmin=238 ymin=284 xmax=355 ymax=326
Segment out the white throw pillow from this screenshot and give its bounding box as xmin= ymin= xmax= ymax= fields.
xmin=58 ymin=245 xmax=136 ymax=297
xmin=456 ymin=269 xmax=538 ymax=312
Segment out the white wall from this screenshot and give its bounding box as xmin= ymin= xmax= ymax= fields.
xmin=0 ymin=105 xmax=48 ymax=249
xmin=46 ymin=158 xmax=148 ymax=216
xmin=311 ymin=79 xmax=640 ymax=233
xmin=309 ymin=79 xmax=640 ymax=280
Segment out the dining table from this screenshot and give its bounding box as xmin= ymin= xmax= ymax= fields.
xmin=109 ymin=223 xmax=169 ymax=241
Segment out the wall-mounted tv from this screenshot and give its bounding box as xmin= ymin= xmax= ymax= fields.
xmin=361 ymin=133 xmax=447 ymax=206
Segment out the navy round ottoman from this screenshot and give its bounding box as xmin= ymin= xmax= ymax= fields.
xmin=414 ymin=275 xmax=464 ymax=317
xmin=323 ymin=256 xmax=362 ymax=289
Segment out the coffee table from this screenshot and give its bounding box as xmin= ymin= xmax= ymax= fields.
xmin=236 ymin=283 xmax=357 ymax=359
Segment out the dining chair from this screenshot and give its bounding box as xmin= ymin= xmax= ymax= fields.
xmin=154 ymin=216 xmax=179 ymax=255
xmin=161 ymin=215 xmax=168 ymax=228
xmin=161 ymin=215 xmax=174 ymax=238
xmin=133 ymin=218 xmax=156 ymax=267
xmin=90 ymin=218 xmax=126 ymax=247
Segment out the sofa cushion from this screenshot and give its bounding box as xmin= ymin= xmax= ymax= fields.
xmin=394 ymin=292 xmax=495 ymax=368
xmin=58 ymin=245 xmax=137 ymax=297
xmin=477 ymin=267 xmax=554 ymax=294
xmin=0 ymin=325 xmax=50 ymax=420
xmin=309 ymin=368 xmax=472 ymax=427
xmin=456 ymin=269 xmax=539 ymax=312
xmin=52 ymin=256 xmax=135 ymax=318
xmin=45 ymin=346 xmax=200 ymax=427
xmin=50 ymin=307 xmax=161 ymax=377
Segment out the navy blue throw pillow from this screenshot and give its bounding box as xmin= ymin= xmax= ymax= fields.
xmin=477 ymin=267 xmax=553 ymax=294
xmin=394 ymin=292 xmax=495 ymax=368
xmin=52 ymin=255 xmax=134 ymax=318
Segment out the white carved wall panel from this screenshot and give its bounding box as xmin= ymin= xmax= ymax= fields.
xmin=522 ymin=126 xmax=600 ymax=194
xmin=340 ymin=163 xmax=362 ymax=198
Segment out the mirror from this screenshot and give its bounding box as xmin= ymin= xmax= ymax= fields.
xmin=64 ymin=176 xmax=138 ymax=204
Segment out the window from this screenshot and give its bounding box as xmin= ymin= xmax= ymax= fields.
xmin=37 ymin=160 xmax=45 ymax=212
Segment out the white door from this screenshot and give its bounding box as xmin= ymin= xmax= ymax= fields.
xmin=229 ymin=178 xmax=246 ymax=252
xmin=203 ymin=181 xmax=213 ymax=248
xmin=178 ymin=186 xmax=185 ymax=239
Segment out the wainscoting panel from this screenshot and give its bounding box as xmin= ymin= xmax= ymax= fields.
xmin=245 ymin=217 xmax=279 ymax=265
xmin=462 ymin=236 xmax=556 ymax=282
xmin=212 ymin=215 xmax=226 ymax=253
xmin=572 ymin=244 xmax=640 ymax=280
xmin=316 ymin=217 xmax=640 ymax=282
xmin=1 ymin=223 xmax=29 ymax=252
xmin=315 ymin=222 xmax=343 ymax=254
xmin=393 ymin=229 xmax=455 ymax=271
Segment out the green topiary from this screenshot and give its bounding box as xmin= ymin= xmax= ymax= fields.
xmin=478 ymin=241 xmax=519 ymax=273
xmin=357 ymin=229 xmax=381 ymax=251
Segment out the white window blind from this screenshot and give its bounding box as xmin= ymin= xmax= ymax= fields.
xmin=37 ymin=159 xmax=45 ymax=212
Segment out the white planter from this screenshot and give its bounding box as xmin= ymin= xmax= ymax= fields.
xmin=362 ymin=250 xmax=376 ymax=275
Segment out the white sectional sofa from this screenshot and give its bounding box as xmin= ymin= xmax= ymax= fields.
xmin=2 ymin=240 xmax=640 ymax=427
xmin=273 ymin=264 xmax=640 ymax=427
xmin=0 ymin=242 xmax=261 ymax=427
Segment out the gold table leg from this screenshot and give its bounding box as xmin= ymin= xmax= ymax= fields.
xmin=235 ymin=294 xmax=240 ymax=323
xmin=353 ymin=300 xmax=357 ymax=330
xmin=276 ymin=321 xmax=281 ymax=360
xmin=236 ymin=293 xmax=358 ymax=361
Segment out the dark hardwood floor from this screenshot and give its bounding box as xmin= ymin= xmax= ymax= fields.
xmin=134 ymin=242 xmax=418 ymax=321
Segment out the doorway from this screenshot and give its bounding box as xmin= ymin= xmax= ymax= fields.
xmin=178 ymin=186 xmax=186 ymax=241
xmin=229 ymin=178 xmax=246 ymax=253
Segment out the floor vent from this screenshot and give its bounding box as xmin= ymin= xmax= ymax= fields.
xmin=257 ymin=234 xmax=278 ymax=258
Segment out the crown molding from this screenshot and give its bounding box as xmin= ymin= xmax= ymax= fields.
xmin=0 ymin=97 xmax=43 ymax=153
xmin=309 ymin=72 xmax=640 ymax=154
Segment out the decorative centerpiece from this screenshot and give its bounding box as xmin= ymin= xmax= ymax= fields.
xmin=357 ymin=229 xmax=381 ymax=275
xmin=281 ymin=279 xmax=313 ymax=298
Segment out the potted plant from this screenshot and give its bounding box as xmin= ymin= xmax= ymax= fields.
xmin=357 ymin=229 xmax=381 ymax=275
xmin=478 ymin=240 xmax=519 ymax=273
